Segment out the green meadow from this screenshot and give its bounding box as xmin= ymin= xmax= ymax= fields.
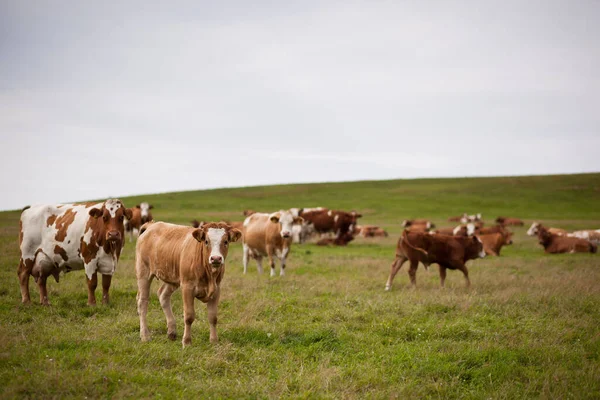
xmin=1 ymin=173 xmax=599 ymax=399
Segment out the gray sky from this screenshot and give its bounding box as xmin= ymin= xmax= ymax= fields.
xmin=1 ymin=1 xmax=599 ymax=211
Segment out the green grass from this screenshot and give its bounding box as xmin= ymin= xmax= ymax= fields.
xmin=1 ymin=173 xmax=600 ymax=399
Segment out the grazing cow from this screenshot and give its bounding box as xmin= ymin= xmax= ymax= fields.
xmin=316 ymin=231 xmax=355 ymax=246
xmin=18 ymin=199 xmax=133 ymax=305
xmin=537 ymin=226 xmax=596 ymax=254
xmin=569 ymin=230 xmax=600 ymax=244
xmin=124 ymin=202 xmax=154 ymax=241
xmin=477 ymin=231 xmax=513 ymax=256
xmin=359 ymin=225 xmax=388 ymax=238
xmin=385 ymin=230 xmax=485 ymax=290
xmin=527 ymin=222 xmax=567 ymax=237
xmin=495 ymin=216 xmax=524 ymax=226
xmin=300 ymin=209 xmax=361 ymax=237
xmin=136 ymin=221 xmax=241 ymax=346
xmin=242 ymin=210 xmax=303 ymax=276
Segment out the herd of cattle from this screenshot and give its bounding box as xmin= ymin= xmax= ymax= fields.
xmin=16 ymin=200 xmax=598 ymax=346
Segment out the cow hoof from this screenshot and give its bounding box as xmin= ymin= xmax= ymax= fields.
xmin=210 ymin=337 xmax=218 ymax=344
xmin=384 ymin=286 xmax=390 ymax=291
xmin=182 ymin=338 xmax=192 ymax=347
xmin=21 ymin=299 xmax=31 ymax=305
xmin=168 ymin=332 xmax=177 ymax=341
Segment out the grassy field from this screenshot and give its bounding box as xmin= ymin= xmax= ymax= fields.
xmin=1 ymin=173 xmax=599 ymax=399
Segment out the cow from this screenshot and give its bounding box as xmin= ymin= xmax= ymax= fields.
xmin=569 ymin=230 xmax=600 ymax=244
xmin=316 ymin=231 xmax=355 ymax=246
xmin=461 ymin=213 xmax=483 ymax=224
xmin=537 ymin=226 xmax=597 ymax=254
xmin=448 ymin=213 xmax=467 ymax=222
xmin=385 ymin=229 xmax=485 ymax=290
xmin=289 ymin=208 xmax=316 ymax=244
xmin=124 ymin=202 xmax=153 ymax=241
xmin=431 ymin=227 xmax=456 ymax=236
xmin=17 ymin=199 xmax=133 ymax=305
xmin=242 ymin=210 xmax=303 ymax=276
xmin=476 ymin=224 xmax=507 ymax=235
xmin=300 ymin=209 xmax=361 ymax=237
xmin=477 ymin=231 xmax=513 ymax=256
xmin=359 ymin=225 xmax=388 ymax=238
xmin=495 ymin=216 xmax=524 ymax=226
xmin=527 ymin=222 xmax=567 ymax=237
xmin=135 ymin=221 xmax=241 ymax=347
xmin=401 ymin=219 xmax=435 ymax=229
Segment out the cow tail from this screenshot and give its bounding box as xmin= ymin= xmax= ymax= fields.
xmin=402 ymin=229 xmax=428 ymax=257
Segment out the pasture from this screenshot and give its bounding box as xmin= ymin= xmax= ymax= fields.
xmin=1 ymin=173 xmax=599 ymax=398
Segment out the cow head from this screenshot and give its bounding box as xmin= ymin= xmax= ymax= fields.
xmin=469 ymin=236 xmax=486 ymax=259
xmin=270 ymin=210 xmax=303 ymax=239
xmin=136 ymin=202 xmax=154 ymax=223
xmin=192 ymin=222 xmax=242 ymax=268
xmin=503 ymin=231 xmax=514 ymax=245
xmin=527 ymin=222 xmax=540 ymax=236
xmin=466 ymin=223 xmax=480 ymax=236
xmin=89 ymin=199 xmax=133 ymax=246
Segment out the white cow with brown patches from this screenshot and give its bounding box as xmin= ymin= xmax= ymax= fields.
xmin=135 ymin=221 xmax=241 ymax=347
xmin=18 ymin=199 xmax=132 ymax=305
xmin=242 ymin=210 xmax=303 ymax=276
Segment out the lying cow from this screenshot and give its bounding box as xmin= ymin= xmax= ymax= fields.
xmin=460 ymin=213 xmax=482 ymax=224
xmin=569 ymin=230 xmax=600 ymax=244
xmin=242 ymin=210 xmax=303 ymax=276
xmin=495 ymin=216 xmax=524 ymax=226
xmin=401 ymin=219 xmax=435 ymax=229
xmin=18 ymin=199 xmax=132 ymax=305
xmin=385 ymin=229 xmax=485 ymax=290
xmin=527 ymin=222 xmax=567 ymax=237
xmin=537 ymin=226 xmax=596 ymax=254
xmin=125 ymin=202 xmax=154 ymax=241
xmin=359 ymin=225 xmax=389 ymax=237
xmin=135 ymin=221 xmax=241 ymax=346
xmin=477 ymin=231 xmax=513 ymax=256
xmin=316 ymin=232 xmax=355 ymax=246
xmin=448 ymin=213 xmax=467 ymax=222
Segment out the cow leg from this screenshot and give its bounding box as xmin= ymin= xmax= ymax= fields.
xmin=280 ymin=247 xmax=289 ymax=276
xmin=137 ymin=276 xmax=153 ymax=342
xmin=439 ymin=266 xmax=447 ymax=288
xmin=86 ymin=273 xmax=98 ymax=306
xmin=101 ymin=274 xmax=112 ymax=305
xmin=158 ymin=282 xmax=178 ymax=340
xmin=18 ymin=258 xmax=32 ymax=304
xmin=37 ymin=274 xmax=50 ymax=305
xmin=242 ymin=244 xmax=250 ymax=274
xmin=408 ymin=259 xmax=419 ymax=288
xmin=385 ymin=256 xmax=407 ymax=291
xmin=182 ymin=285 xmax=196 ymax=347
xmin=207 ymin=288 xmax=220 ymax=344
xmin=456 ymin=264 xmax=470 ymax=288
xmin=268 ymin=253 xmax=276 ymax=277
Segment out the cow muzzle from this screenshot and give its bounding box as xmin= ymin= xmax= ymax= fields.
xmin=107 ymin=231 xmax=121 ymax=242
xmin=479 ymin=250 xmax=486 ymax=258
xmin=209 ymin=255 xmax=223 ymax=266
xmin=281 ymin=232 xmax=291 ymax=238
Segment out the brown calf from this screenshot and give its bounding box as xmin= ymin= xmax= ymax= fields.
xmin=477 ymin=231 xmax=513 ymax=256
xmin=135 ymin=221 xmax=242 ymax=347
xmin=385 ymin=230 xmax=485 ymax=290
xmin=124 ymin=202 xmax=153 ymax=241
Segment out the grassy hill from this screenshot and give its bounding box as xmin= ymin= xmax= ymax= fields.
xmin=1 ymin=173 xmax=599 ymax=398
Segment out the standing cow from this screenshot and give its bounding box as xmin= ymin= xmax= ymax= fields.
xmin=18 ymin=199 xmax=132 ymax=305
xmin=242 ymin=210 xmax=303 ymax=276
xmin=135 ymin=221 xmax=241 ymax=346
xmin=124 ymin=202 xmax=154 ymax=241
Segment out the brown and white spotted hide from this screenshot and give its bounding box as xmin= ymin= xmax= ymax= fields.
xmin=242 ymin=210 xmax=303 ymax=276
xmin=125 ymin=202 xmax=154 ymax=241
xmin=17 ymin=199 xmax=133 ymax=305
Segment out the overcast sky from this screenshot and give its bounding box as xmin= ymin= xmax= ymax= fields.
xmin=1 ymin=1 xmax=599 ymax=211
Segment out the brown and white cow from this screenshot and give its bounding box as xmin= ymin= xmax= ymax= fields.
xmin=300 ymin=209 xmax=361 ymax=237
xmin=430 ymin=227 xmax=456 ymax=236
xmin=569 ymin=230 xmax=600 ymax=244
xmin=18 ymin=199 xmax=133 ymax=305
xmin=124 ymin=202 xmax=153 ymax=241
xmin=135 ymin=221 xmax=241 ymax=347
xmin=495 ymin=216 xmax=524 ymax=226
xmin=359 ymin=225 xmax=389 ymax=238
xmin=527 ymin=222 xmax=567 ymax=237
xmin=385 ymin=229 xmax=485 ymax=290
xmin=242 ymin=210 xmax=303 ymax=276
xmin=476 ymin=231 xmax=513 ymax=256
xmin=290 ymin=208 xmax=316 ymax=244
xmin=537 ymin=226 xmax=596 ymax=254
xmin=401 ymin=219 xmax=434 ymax=229
xmin=448 ymin=213 xmax=467 ymax=222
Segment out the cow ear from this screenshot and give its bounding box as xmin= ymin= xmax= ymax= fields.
xmin=89 ymin=208 xmax=103 ymax=218
xmin=149 ymin=205 xmax=154 ymax=209
xmin=293 ymin=217 xmax=304 ymax=224
xmin=355 ymin=214 xmax=362 ymax=218
xmin=135 ymin=204 xmax=141 ymax=208
xmin=228 ymin=228 xmax=242 ymax=243
xmin=269 ymin=212 xmax=280 ymax=223
xmin=192 ymin=229 xmax=206 ymax=242
xmin=124 ymin=208 xmax=134 ymax=220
